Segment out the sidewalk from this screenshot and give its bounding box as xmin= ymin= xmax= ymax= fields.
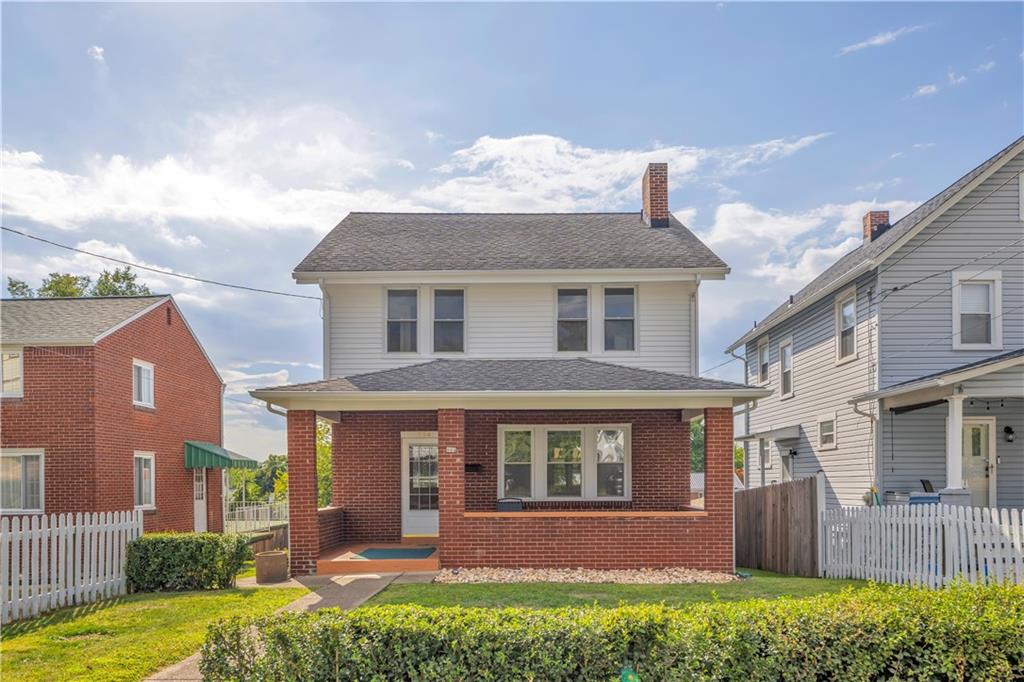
xmin=146 ymin=571 xmax=432 ymax=681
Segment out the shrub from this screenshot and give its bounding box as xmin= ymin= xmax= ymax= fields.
xmin=126 ymin=532 xmax=251 ymax=592
xmin=200 ymin=582 xmax=1024 ymax=681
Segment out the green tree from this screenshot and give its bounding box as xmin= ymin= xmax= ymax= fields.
xmin=690 ymin=419 xmax=705 ymax=472
xmin=37 ymin=272 xmax=91 ymax=298
xmin=252 ymin=454 xmax=288 ymax=499
xmin=6 ymin=277 xmax=34 ymax=298
xmin=734 ymin=445 xmax=746 ymax=471
xmin=316 ymin=420 xmax=333 ymax=508
xmin=91 ymin=266 xmax=152 ymax=296
xmin=239 ymin=420 xmax=333 ymax=507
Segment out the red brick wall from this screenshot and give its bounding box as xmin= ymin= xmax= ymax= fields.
xmin=93 ymin=300 xmax=223 ymax=532
xmin=331 ymin=412 xmax=437 ymax=543
xmin=317 ymin=506 xmax=345 ymax=550
xmin=287 ymin=410 xmax=319 ymax=576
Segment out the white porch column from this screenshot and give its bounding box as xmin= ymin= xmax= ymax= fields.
xmin=944 ymin=395 xmax=965 ymax=489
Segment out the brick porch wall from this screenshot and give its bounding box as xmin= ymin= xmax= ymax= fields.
xmin=287 ymin=410 xmax=319 ymax=576
xmin=318 ymin=506 xmax=345 ymax=550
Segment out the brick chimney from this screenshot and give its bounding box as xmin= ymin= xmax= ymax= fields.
xmin=862 ymin=210 xmax=891 ymax=242
xmin=642 ymin=163 xmax=669 ymax=228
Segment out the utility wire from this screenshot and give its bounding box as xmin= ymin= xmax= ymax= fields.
xmin=878 ymin=304 xmax=1024 ymax=359
xmin=879 ymin=238 xmax=1024 ymax=301
xmin=701 ymin=355 xmax=741 ymax=376
xmin=1 ymin=226 xmax=321 ymax=301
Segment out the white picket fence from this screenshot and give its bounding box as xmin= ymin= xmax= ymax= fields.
xmin=821 ymin=504 xmax=1024 ymax=587
xmin=0 ymin=510 xmax=143 ymax=624
xmin=224 ymin=501 xmax=288 ymax=534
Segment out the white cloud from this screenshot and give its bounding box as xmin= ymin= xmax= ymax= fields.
xmin=425 ymin=130 xmax=443 ymax=143
xmin=223 ymin=418 xmax=286 ymax=462
xmin=396 ymin=159 xmax=416 ymax=170
xmin=889 ymin=151 xmax=906 ymax=160
xmin=221 ymin=367 xmax=290 ymax=396
xmin=673 ymin=206 xmax=698 ymax=226
xmin=947 ymin=70 xmax=967 ymax=86
xmin=975 ymin=61 xmax=996 ymax=72
xmin=87 ymin=45 xmax=105 ymax=63
xmin=911 ymin=84 xmax=939 ymax=98
xmin=855 ymin=177 xmax=902 ymax=192
xmin=838 ymin=25 xmax=926 ymax=56
xmin=912 ymin=142 xmax=936 ymax=150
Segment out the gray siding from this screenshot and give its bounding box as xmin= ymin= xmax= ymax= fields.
xmin=879 ymin=398 xmax=1023 ymax=509
xmin=879 ymin=149 xmax=1024 ymax=386
xmin=743 ymin=271 xmax=878 ymax=507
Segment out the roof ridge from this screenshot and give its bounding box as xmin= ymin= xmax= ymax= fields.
xmin=1 ymin=294 xmax=169 ymax=302
xmin=347 ymin=211 xmax=642 ymax=217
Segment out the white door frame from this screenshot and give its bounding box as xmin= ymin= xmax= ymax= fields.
xmin=400 ymin=431 xmax=439 ymax=537
xmin=193 ymin=468 xmax=208 ymax=532
xmin=962 ymin=416 xmax=997 ymax=506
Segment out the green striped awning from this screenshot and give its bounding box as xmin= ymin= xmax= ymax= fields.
xmin=184 ymin=441 xmax=258 ymax=469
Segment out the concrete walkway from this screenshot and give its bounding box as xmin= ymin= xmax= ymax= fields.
xmin=146 ymin=571 xmax=429 ymax=681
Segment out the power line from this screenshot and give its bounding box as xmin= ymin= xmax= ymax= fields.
xmin=1 ymin=226 xmax=321 ymax=301
xmin=878 ymin=304 xmax=1024 ymax=359
xmin=879 ymin=238 xmax=1024 ymax=301
xmin=701 ymin=355 xmax=741 ymax=376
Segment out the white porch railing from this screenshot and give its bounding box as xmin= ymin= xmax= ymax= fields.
xmin=1 ymin=510 xmax=143 ymax=624
xmin=822 ymin=503 xmax=1024 ymax=587
xmin=224 ymin=501 xmax=288 ymax=534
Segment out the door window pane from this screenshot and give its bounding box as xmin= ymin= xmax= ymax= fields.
xmin=408 ymin=445 xmax=438 ymax=511
xmin=502 ymin=430 xmax=532 ymax=497
xmin=557 ymin=289 xmax=588 ymax=351
xmin=595 ymin=429 xmax=625 ymax=497
xmin=546 ymin=430 xmax=582 ymax=496
xmin=604 ymin=288 xmax=635 ymax=351
xmin=387 ymin=290 xmax=418 ymax=352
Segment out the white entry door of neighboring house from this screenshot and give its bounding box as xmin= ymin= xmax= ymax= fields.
xmin=194 ymin=468 xmax=207 ymax=532
xmin=962 ymin=417 xmax=997 ymax=507
xmin=401 ymin=432 xmax=439 ymax=537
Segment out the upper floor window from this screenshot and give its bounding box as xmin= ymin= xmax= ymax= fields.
xmin=2 ymin=349 xmax=23 ymax=398
xmin=387 ymin=289 xmax=418 ymax=353
xmin=779 ymin=339 xmax=794 ymax=398
xmin=953 ymin=270 xmax=1002 ymax=350
xmin=756 ymin=338 xmax=769 ymax=384
xmin=433 ymin=289 xmax=465 ymax=353
xmin=556 ymin=288 xmax=588 ymax=352
xmin=134 ymin=452 xmax=155 ymax=509
xmin=603 ymin=287 xmax=636 ymax=351
xmin=1 ymin=449 xmax=43 ymax=513
xmin=818 ymin=414 xmax=837 ymax=450
xmin=132 ymin=359 xmax=154 ymax=408
xmin=835 ymin=289 xmax=857 ymax=362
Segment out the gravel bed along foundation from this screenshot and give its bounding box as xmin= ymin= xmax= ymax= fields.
xmin=434 ymin=567 xmax=740 ymax=584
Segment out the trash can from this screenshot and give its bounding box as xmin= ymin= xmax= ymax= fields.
xmin=496 ymin=497 xmax=524 ymax=512
xmin=884 ymin=491 xmax=910 ymax=506
xmin=255 ymin=550 xmax=289 ymax=584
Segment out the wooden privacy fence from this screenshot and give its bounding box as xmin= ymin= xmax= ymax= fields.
xmin=1 ymin=510 xmax=143 ymax=624
xmin=734 ymin=473 xmax=824 ymax=577
xmin=822 ymin=504 xmax=1024 ymax=587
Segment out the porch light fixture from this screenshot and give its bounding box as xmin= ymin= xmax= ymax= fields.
xmin=788 ymin=448 xmax=798 ymax=457
xmin=1005 ymin=426 xmax=1015 ymax=443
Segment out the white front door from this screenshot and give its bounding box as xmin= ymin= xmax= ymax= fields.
xmin=401 ymin=433 xmax=439 ymax=537
xmin=193 ymin=468 xmax=208 ymax=532
xmin=962 ymin=418 xmax=996 ymax=507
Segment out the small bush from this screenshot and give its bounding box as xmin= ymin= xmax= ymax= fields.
xmin=126 ymin=532 xmax=251 ymax=592
xmin=200 ymin=582 xmax=1024 ymax=681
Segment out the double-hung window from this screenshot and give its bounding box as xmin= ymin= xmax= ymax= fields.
xmin=758 ymin=438 xmax=773 ymax=470
xmin=556 ymin=288 xmax=588 ymax=352
xmin=134 ymin=452 xmax=155 ymax=509
xmin=2 ymin=348 xmax=23 ymax=398
xmin=756 ymin=339 xmax=769 ymax=384
xmin=132 ymin=359 xmax=154 ymax=408
xmin=779 ymin=339 xmax=794 ymax=398
xmin=818 ymin=415 xmax=837 ymax=450
xmin=498 ymin=425 xmax=630 ymax=500
xmin=387 ymin=289 xmax=418 ymax=353
xmin=1 ymin=449 xmax=43 ymax=513
xmin=835 ymin=289 xmax=857 ymax=361
xmin=433 ymin=289 xmax=465 ymax=353
xmin=604 ymin=287 xmax=636 ymax=351
xmin=953 ymin=270 xmax=1002 ymax=350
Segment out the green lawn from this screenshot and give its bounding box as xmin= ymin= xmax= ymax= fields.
xmin=0 ymin=587 xmax=305 ymax=682
xmin=366 ymin=569 xmax=865 ymax=609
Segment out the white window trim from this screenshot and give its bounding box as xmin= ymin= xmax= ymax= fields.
xmin=1 ymin=347 xmax=24 ymax=399
xmin=759 ymin=438 xmax=774 ymax=470
xmin=817 ymin=413 xmax=838 ymax=451
xmin=1019 ymin=172 xmax=1024 ymax=221
xmin=778 ymin=337 xmax=795 ymax=399
xmin=383 ymin=287 xmax=421 ymax=355
xmin=0 ymin=448 xmax=45 ymax=514
xmin=601 ymin=285 xmax=639 ymax=354
xmin=952 ymin=270 xmax=1003 ymax=351
xmin=134 ymin=451 xmax=156 ymax=510
xmin=497 ymin=424 xmax=632 ymax=501
xmin=553 ymin=286 xmax=591 ymax=355
xmin=430 ymin=287 xmax=467 ymax=355
xmin=755 ymin=337 xmax=770 ymax=385
xmin=132 ymin=359 xmax=155 ymax=408
xmin=834 ymin=287 xmax=858 ymax=365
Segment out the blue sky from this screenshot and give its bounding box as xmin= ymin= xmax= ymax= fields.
xmin=2 ymin=2 xmax=1021 ymax=459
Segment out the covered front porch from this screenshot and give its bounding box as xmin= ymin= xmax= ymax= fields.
xmin=252 ymin=359 xmax=767 ymax=576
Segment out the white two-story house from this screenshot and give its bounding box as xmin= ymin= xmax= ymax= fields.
xmin=251 ymin=163 xmax=768 ymax=576
xmin=727 ymin=136 xmax=1024 ymax=510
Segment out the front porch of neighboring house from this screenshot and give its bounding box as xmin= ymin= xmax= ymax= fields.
xmin=251 ymin=360 xmax=766 ymax=576
xmin=855 ymin=349 xmax=1024 ymax=510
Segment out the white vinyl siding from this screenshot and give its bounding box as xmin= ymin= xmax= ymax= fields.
xmin=1 ymin=449 xmax=44 ymax=513
xmin=2 ymin=348 xmax=23 ymax=398
xmin=132 ymin=359 xmax=154 ymax=408
xmin=324 ymin=281 xmax=696 ymax=376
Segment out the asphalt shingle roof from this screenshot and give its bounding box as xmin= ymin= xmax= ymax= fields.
xmin=294 ymin=213 xmax=727 ymax=273
xmin=728 ymin=135 xmax=1024 ymax=350
xmin=0 ymin=296 xmax=168 ymax=345
xmin=255 ymin=358 xmax=755 ymax=393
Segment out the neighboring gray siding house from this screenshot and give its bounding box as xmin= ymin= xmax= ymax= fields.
xmin=727 ymin=136 xmax=1024 ymax=509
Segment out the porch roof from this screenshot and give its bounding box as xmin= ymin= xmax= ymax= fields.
xmin=250 ymin=358 xmax=769 ymax=411
xmin=184 ymin=441 xmax=258 ymax=469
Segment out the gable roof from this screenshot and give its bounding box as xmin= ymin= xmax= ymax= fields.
xmin=726 ymin=135 xmax=1024 ymax=353
xmin=1 ymin=295 xmax=169 ymax=345
xmin=294 ymin=212 xmax=728 ymax=275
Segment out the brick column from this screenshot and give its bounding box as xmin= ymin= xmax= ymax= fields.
xmin=207 ymin=469 xmax=224 ymax=533
xmin=704 ymin=406 xmax=735 ymax=571
xmin=287 ymin=410 xmax=319 ymax=576
xmin=437 ymin=408 xmax=465 ymax=566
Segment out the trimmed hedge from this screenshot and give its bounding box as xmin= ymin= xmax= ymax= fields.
xmin=200 ymin=583 xmax=1023 ymax=681
xmin=126 ymin=532 xmax=250 ymax=592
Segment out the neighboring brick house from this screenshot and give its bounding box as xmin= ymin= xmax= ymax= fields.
xmin=1 ymin=295 xmax=253 ymax=532
xmin=251 ymin=163 xmax=769 ymax=576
